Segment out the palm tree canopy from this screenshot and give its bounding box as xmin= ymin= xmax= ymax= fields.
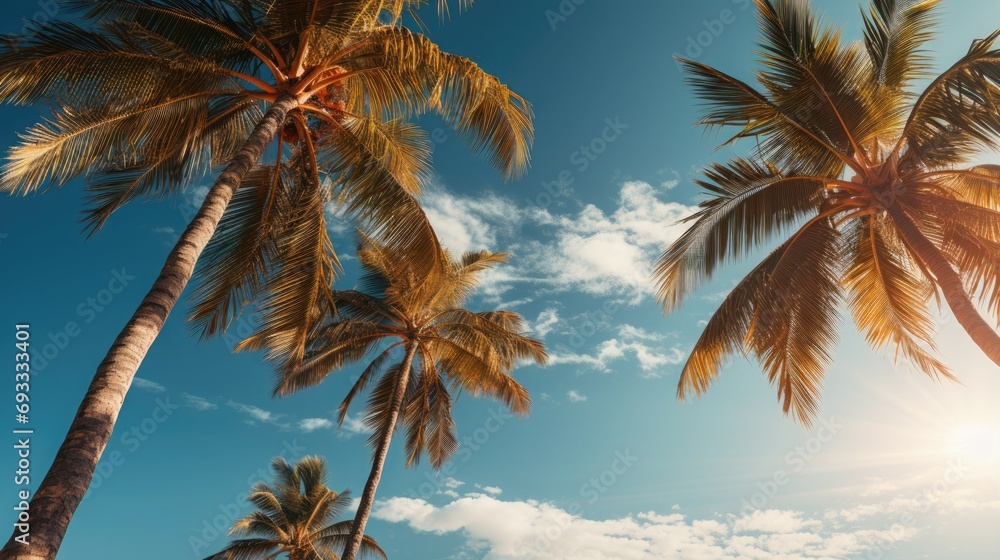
xmin=0 ymin=0 xmax=533 ymax=364
xmin=656 ymin=0 xmax=1000 ymax=424
xmin=205 ymin=456 xmax=386 ymax=560
xmin=256 ymin=238 xmax=547 ymax=469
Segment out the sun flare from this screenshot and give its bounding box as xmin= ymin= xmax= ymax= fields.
xmin=951 ymin=423 xmax=1000 ymax=465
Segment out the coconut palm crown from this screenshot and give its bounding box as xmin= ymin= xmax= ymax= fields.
xmin=0 ymin=2 xmax=532 ymax=558
xmin=262 ymin=237 xmax=547 ymax=560
xmin=656 ymin=0 xmax=1000 ymax=424
xmin=204 ymin=456 xmax=385 ymax=560
xmin=0 ymin=0 xmax=533 ymax=362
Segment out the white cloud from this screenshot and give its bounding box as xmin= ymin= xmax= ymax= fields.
xmin=189 ymin=185 xmax=210 ymax=208
xmin=299 ymin=418 xmax=335 ymax=433
xmin=566 ymin=390 xmax=588 ymax=403
xmin=596 ymin=339 xmax=686 ymax=376
xmin=338 ymin=413 xmax=371 ymax=439
xmin=617 ymin=324 xmax=672 ymax=342
xmin=859 ymin=480 xmax=899 ymax=498
xmin=423 ymin=184 xmax=523 ymax=255
xmin=702 ymin=290 xmax=732 ymax=303
xmin=437 ymin=477 xmax=466 ymax=498
xmin=496 ymin=297 xmax=533 ymax=309
xmin=420 ymin=179 xmax=698 ymax=302
xmin=732 ymin=510 xmax=820 ymax=534
xmin=182 ymin=393 xmax=217 ymax=411
xmin=324 ymin=200 xmax=352 ymax=235
xmin=532 ymin=308 xmax=561 ymax=339
xmin=442 ymin=477 xmax=465 ymax=490
xmin=227 ymin=401 xmax=285 ymax=427
xmin=478 ymin=485 xmax=503 ymax=496
xmin=526 ymin=181 xmax=697 ymax=300
xmin=548 ymin=325 xmax=686 ymax=376
xmin=133 ymin=378 xmax=166 ymax=393
xmin=373 ymin=496 xmax=917 ymax=560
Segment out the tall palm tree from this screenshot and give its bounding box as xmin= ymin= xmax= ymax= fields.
xmin=656 ymin=0 xmax=1000 ymax=424
xmin=204 ymin=456 xmax=385 ymax=560
xmin=260 ymin=238 xmax=546 ymax=560
xmin=0 ymin=2 xmax=532 ymax=558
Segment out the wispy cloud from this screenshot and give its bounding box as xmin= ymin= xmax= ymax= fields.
xmin=133 ymin=377 xmax=166 ymax=393
xmin=299 ymin=418 xmax=335 ymax=433
xmin=421 ymin=178 xmax=698 ymax=302
xmin=422 ymin=185 xmax=524 ymax=256
xmin=438 ymin=477 xmax=465 ymax=498
xmin=531 ymin=308 xmax=561 ymax=339
xmin=566 ymin=390 xmax=588 ymax=403
xmin=227 ymin=401 xmax=287 ymax=428
xmin=182 ymin=393 xmax=217 ymax=411
xmin=548 ymin=324 xmax=686 ymax=377
xmin=338 ymin=414 xmax=371 ymax=439
xmin=476 ymin=485 xmax=503 ymax=496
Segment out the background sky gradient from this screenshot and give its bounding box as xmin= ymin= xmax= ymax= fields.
xmin=1 ymin=0 xmax=1000 ymax=558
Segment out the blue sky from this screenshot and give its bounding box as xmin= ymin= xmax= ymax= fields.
xmin=2 ymin=0 xmax=1000 ymax=558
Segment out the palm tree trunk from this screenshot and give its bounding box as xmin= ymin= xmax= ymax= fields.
xmin=0 ymin=94 xmax=299 ymax=560
xmin=884 ymin=195 xmax=1000 ymax=366
xmin=341 ymin=343 xmax=419 ymax=560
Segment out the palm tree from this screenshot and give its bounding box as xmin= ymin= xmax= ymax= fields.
xmin=260 ymin=238 xmax=546 ymax=560
xmin=204 ymin=456 xmax=385 ymax=560
xmin=656 ymin=0 xmax=1000 ymax=424
xmin=0 ymin=2 xmax=532 ymax=558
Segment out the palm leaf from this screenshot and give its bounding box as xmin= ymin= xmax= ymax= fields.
xmin=843 ymin=215 xmax=952 ymax=380
xmin=655 ymin=159 xmax=825 ymax=312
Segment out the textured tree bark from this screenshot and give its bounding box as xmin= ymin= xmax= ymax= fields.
xmin=884 ymin=195 xmax=1000 ymax=366
xmin=341 ymin=343 xmax=419 ymax=560
xmin=0 ymin=94 xmax=299 ymax=560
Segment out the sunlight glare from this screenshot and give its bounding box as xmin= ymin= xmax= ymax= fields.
xmin=951 ymin=423 xmax=1000 ymax=465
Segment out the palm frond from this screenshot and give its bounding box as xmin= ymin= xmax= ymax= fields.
xmin=746 ymin=220 xmax=843 ymax=425
xmin=862 ymin=0 xmax=939 ymax=91
xmin=202 ymin=538 xmax=280 ymax=560
xmin=83 ymin=95 xmax=260 ymax=233
xmin=346 ymin=26 xmax=533 ymax=179
xmin=0 ymin=19 xmax=228 ymax=106
xmin=1 ymin=89 xmax=232 ymax=194
xmin=843 ymin=215 xmax=952 ymax=379
xmin=900 ymin=30 xmax=1000 ymax=159
xmin=655 ymin=159 xmax=825 ymax=312
xmin=241 ymin=180 xmax=340 ymax=367
xmin=190 ymin=164 xmax=290 ymax=336
xmin=756 ymin=0 xmax=890 ymax=153
xmin=678 ymin=56 xmax=849 ymax=176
